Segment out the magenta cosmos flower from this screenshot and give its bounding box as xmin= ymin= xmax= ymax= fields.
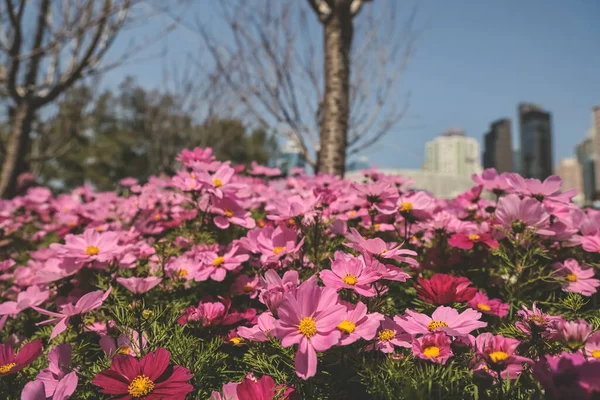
xmin=371 ymin=317 xmax=411 ymax=353
xmin=515 ymin=303 xmax=563 ymax=340
xmin=0 ymin=339 xmax=42 ymax=376
xmin=467 ymin=292 xmax=509 ymax=317
xmin=237 ymin=312 xmax=277 ymax=342
xmin=320 ymin=251 xmax=382 ymax=297
xmin=275 ymin=280 xmax=345 ymax=379
xmin=494 ymin=194 xmax=554 ymax=236
xmin=472 ymin=169 xmax=512 ymax=194
xmin=211 ymin=196 xmax=256 ymax=230
xmin=92 ymin=348 xmax=193 ymax=399
xmin=448 ymin=227 xmax=499 ymax=250
xmin=397 ymin=306 xmax=487 ymax=337
xmin=117 ymin=276 xmax=162 ymax=294
xmin=336 ymin=301 xmax=384 ymax=346
xmin=474 ymin=333 xmax=532 ymax=378
xmin=52 ymin=228 xmax=122 ymax=264
xmin=578 ymin=234 xmax=600 ymax=254
xmin=412 ymin=333 xmax=453 ymax=364
xmin=211 ymin=374 xmax=295 ymax=400
xmin=559 ymin=319 xmax=592 ymax=349
xmin=553 ymin=259 xmax=600 ymax=296
xmin=33 ymin=287 xmax=112 ymax=339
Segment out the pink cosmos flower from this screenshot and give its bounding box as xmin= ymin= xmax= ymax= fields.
xmin=345 ymin=227 xmax=417 ymax=269
xmin=196 ymin=164 xmax=237 ymax=199
xmin=336 ymin=301 xmax=384 ymax=346
xmin=448 ymin=227 xmax=499 ymax=250
xmin=467 ymin=292 xmax=509 ymax=317
xmin=494 ymin=194 xmax=554 ymax=236
xmin=395 ymin=191 xmax=434 ymax=220
xmin=116 ymin=276 xmax=162 ymax=294
xmin=472 ymin=169 xmax=512 ymax=194
xmin=506 ymin=173 xmax=576 ymax=204
xmin=33 ymin=287 xmax=112 ymax=339
xmin=197 ymin=246 xmax=249 ymax=282
xmin=177 ymin=300 xmax=226 ymax=326
xmin=92 ymin=348 xmax=193 ymax=399
xmin=532 ymin=352 xmax=589 ymax=399
xmin=370 ymin=317 xmax=412 ymax=353
xmin=0 ymin=339 xmax=42 ymax=376
xmin=237 ymin=312 xmax=277 ymax=342
xmin=474 ymin=333 xmax=532 ymax=378
xmin=211 ymin=196 xmax=256 ymax=230
xmin=177 ymin=147 xmax=215 ymax=165
xmin=397 ymin=306 xmax=487 ymax=337
xmin=29 ymin=344 xmax=78 ymax=399
xmin=256 ymin=226 xmax=304 ymax=264
xmin=412 ymin=333 xmax=453 ymax=364
xmin=0 ymin=285 xmax=49 ymax=316
xmin=275 ymin=280 xmax=346 ymax=379
xmin=351 ymin=181 xmax=399 ymax=214
xmin=232 ymin=275 xmax=261 ymax=299
xmin=553 ymin=259 xmax=600 ymax=296
xmin=258 ymin=270 xmax=300 ymax=314
xmin=559 ymin=319 xmax=592 ymax=349
xmin=585 ymin=331 xmax=600 ymax=360
xmin=100 ymin=330 xmax=147 ymax=357
xmin=515 ymin=303 xmax=563 ymax=340
xmin=578 ymin=234 xmax=600 ymax=254
xmin=249 ymin=162 xmax=281 ymax=177
xmin=416 ymin=274 xmax=477 ymax=305
xmin=320 ymin=251 xmax=381 ymax=297
xmin=52 ymin=229 xmax=122 ymax=264
xmin=265 ymin=194 xmax=319 ymax=223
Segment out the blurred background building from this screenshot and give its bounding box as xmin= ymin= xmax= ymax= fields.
xmin=483 ymin=118 xmax=513 ymax=173
xmin=424 ymin=128 xmax=482 ymax=178
xmin=519 ymin=103 xmax=553 ymax=180
xmin=555 ymin=158 xmax=584 ymax=205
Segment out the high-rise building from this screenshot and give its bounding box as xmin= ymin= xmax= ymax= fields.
xmin=483 ymin=118 xmax=513 ymax=173
xmin=424 ymin=128 xmax=482 ymax=177
xmin=555 ymin=158 xmax=583 ymax=205
xmin=519 ymin=103 xmax=553 ymax=180
xmin=576 ymin=135 xmax=595 ymax=204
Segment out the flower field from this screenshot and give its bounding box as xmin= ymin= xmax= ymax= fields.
xmin=1 ymin=147 xmax=600 ymax=399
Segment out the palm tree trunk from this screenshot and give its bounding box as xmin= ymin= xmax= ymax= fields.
xmin=318 ymin=5 xmax=353 ymax=176
xmin=0 ymin=103 xmax=34 ymax=198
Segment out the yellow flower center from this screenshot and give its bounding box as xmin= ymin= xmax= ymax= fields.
xmin=528 ymin=315 xmax=546 ymax=324
xmin=213 ymin=178 xmax=223 ymax=187
xmin=348 ymin=211 xmax=356 ymax=217
xmin=117 ymin=345 xmax=132 ymax=355
xmin=489 ymin=351 xmax=509 ymax=363
xmin=212 ymin=256 xmax=225 ymax=266
xmin=298 ymin=317 xmax=317 ymax=338
xmin=224 ymin=209 xmax=234 ymax=218
xmin=85 ymin=245 xmax=99 ymax=256
xmin=423 ymin=345 xmax=440 ymax=358
xmin=243 ymin=284 xmax=254 ymax=293
xmin=128 ymin=375 xmax=155 ymax=397
xmin=427 ymin=320 xmax=449 ymax=332
xmin=153 ymin=213 xmax=161 ymax=221
xmin=273 ymin=247 xmax=285 ymax=255
xmin=96 ymin=226 xmax=105 ymax=232
xmin=468 ymin=234 xmax=481 ymax=241
xmin=342 ymin=274 xmax=359 ymax=285
xmin=566 ymin=273 xmax=578 ymax=282
xmin=477 ymin=303 xmax=492 ymax=311
xmin=177 ymin=269 xmax=189 ymax=277
xmin=0 ymin=363 xmax=16 ymax=374
xmin=229 ymin=337 xmax=243 ymax=345
xmin=142 ymin=309 xmax=154 ymax=319
xmin=379 ymin=329 xmax=396 ymax=341
xmin=288 ymin=218 xmax=296 ymax=225
xmin=592 ymin=349 xmax=600 ymax=359
xmin=337 ymin=320 xmax=356 ymax=334
xmin=374 ymin=223 xmax=381 ymax=229
xmin=400 ymin=202 xmax=413 ymax=212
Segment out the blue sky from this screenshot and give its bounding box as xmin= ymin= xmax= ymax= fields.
xmin=104 ymin=0 xmax=600 ymax=170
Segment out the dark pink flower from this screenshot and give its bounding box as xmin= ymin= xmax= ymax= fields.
xmin=92 ymin=348 xmax=193 ymax=399
xmin=553 ymin=259 xmax=600 ymax=296
xmin=474 ymin=333 xmax=532 ymax=378
xmin=0 ymin=339 xmax=42 ymax=376
xmin=370 ymin=317 xmax=411 ymax=353
xmin=467 ymin=292 xmax=509 ymax=317
xmin=416 ymin=274 xmax=477 ymax=305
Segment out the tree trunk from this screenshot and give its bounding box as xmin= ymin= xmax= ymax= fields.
xmin=0 ymin=103 xmax=34 ymax=198
xmin=318 ymin=4 xmax=353 ymax=176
